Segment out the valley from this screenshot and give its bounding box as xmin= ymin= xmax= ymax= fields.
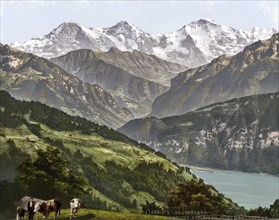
xmin=1 ymin=6 xmax=279 ymax=218
xmin=50 ymin=48 xmax=185 ymax=118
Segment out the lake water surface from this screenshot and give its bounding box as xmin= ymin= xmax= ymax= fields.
xmin=191 ymin=168 xmax=279 ymax=209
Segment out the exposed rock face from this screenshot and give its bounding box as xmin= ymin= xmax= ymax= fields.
xmin=11 ymin=19 xmax=276 ymax=68
xmin=119 ymin=93 xmax=279 ymax=175
xmin=0 ymin=45 xmax=133 ymax=128
xmin=150 ymin=34 xmax=279 ymax=118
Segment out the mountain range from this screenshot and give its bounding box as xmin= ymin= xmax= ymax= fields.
xmin=150 ymin=33 xmax=279 ymax=118
xmin=3 ymin=34 xmax=279 ymax=129
xmin=0 ymin=44 xmax=133 ymax=128
xmin=119 ymin=92 xmax=279 ymax=175
xmin=50 ymin=48 xmax=186 ymax=117
xmin=2 ymin=20 xmax=278 ymax=176
xmin=0 ymin=44 xmax=187 ymax=127
xmin=118 ymin=34 xmax=279 ymax=175
xmin=11 ymin=19 xmax=276 ymax=68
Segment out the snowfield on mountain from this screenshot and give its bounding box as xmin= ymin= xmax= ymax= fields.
xmin=11 ymin=19 xmax=276 ymax=68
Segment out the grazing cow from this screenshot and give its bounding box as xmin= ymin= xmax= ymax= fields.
xmin=16 ymin=196 xmax=42 ymax=220
xmin=34 ymin=198 xmax=62 ymax=220
xmin=70 ymin=198 xmax=82 ymax=219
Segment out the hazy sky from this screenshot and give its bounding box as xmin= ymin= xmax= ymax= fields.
xmin=1 ymin=0 xmax=278 ymax=44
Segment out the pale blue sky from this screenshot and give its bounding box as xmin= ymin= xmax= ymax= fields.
xmin=1 ymin=0 xmax=278 ymax=44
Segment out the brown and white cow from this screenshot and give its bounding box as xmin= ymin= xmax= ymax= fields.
xmin=33 ymin=198 xmax=62 ymax=219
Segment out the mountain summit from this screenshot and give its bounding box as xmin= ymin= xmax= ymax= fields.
xmin=11 ymin=19 xmax=277 ymax=67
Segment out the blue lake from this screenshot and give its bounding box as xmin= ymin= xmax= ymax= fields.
xmin=191 ymin=168 xmax=279 ymax=209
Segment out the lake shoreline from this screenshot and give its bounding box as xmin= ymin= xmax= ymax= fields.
xmin=188 ymin=166 xmax=279 ymax=209
xmin=185 ymin=165 xmax=278 ymax=178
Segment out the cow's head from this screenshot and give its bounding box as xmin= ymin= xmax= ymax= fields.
xmin=70 ymin=198 xmax=81 ymax=209
xmin=34 ymin=201 xmax=46 ymax=213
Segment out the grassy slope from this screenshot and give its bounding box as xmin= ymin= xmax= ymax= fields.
xmin=0 ymin=91 xmax=194 ymax=212
xmin=7 ymin=208 xmax=177 ymax=220
xmin=1 ymin=125 xmax=191 ymax=211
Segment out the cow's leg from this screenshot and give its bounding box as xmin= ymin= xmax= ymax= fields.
xmin=28 ymin=211 xmax=35 ymax=220
xmin=54 ymin=210 xmax=58 ymax=220
xmin=70 ymin=210 xmax=73 ymax=220
xmin=43 ymin=212 xmax=50 ymax=219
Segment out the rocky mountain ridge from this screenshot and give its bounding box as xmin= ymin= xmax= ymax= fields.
xmin=0 ymin=44 xmax=133 ymax=128
xmin=11 ymin=19 xmax=277 ymax=68
xmin=150 ymin=33 xmax=279 ymax=118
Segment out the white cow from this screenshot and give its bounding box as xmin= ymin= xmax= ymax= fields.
xmin=70 ymin=198 xmax=82 ymax=219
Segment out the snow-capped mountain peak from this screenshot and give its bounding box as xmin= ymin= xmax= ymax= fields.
xmin=110 ymin=20 xmax=137 ymax=30
xmin=246 ymin=27 xmax=277 ymax=40
xmin=11 ymin=19 xmax=277 ymax=67
xmin=104 ymin=20 xmax=148 ymax=40
xmin=179 ymin=18 xmax=218 ymax=32
xmin=193 ymin=18 xmax=218 ymax=26
xmin=169 ymin=19 xmax=277 ymax=66
xmin=202 ymin=18 xmax=217 ymax=23
xmin=52 ymin=21 xmax=81 ymax=33
xmin=45 ymin=21 xmax=83 ymax=40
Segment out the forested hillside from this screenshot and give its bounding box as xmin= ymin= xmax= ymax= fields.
xmin=0 ymin=90 xmax=194 ymax=216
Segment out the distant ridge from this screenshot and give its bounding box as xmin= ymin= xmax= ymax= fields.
xmin=119 ymin=92 xmax=279 ymax=175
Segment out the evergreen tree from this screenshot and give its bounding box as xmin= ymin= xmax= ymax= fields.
xmin=270 ymin=199 xmax=279 ymax=218
xmin=17 ymin=146 xmax=87 ymax=201
xmin=167 ymin=179 xmax=226 ymax=214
